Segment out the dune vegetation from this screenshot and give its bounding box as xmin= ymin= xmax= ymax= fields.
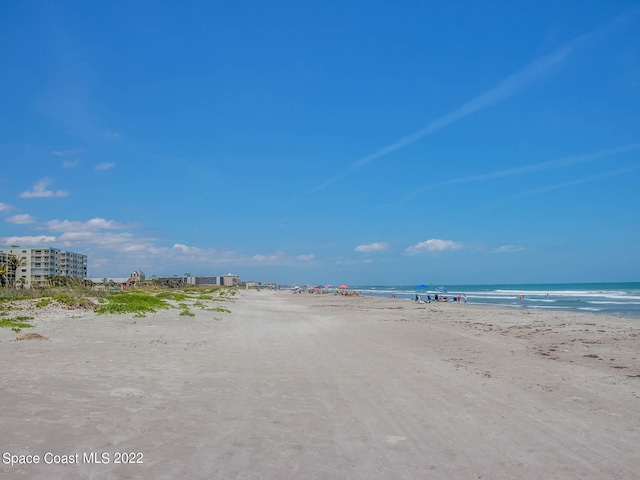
xmin=0 ymin=284 xmax=236 ymax=324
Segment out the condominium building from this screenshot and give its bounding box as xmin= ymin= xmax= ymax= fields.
xmin=183 ymin=273 xmax=241 ymax=286
xmin=0 ymin=247 xmax=88 ymax=287
xmin=184 ymin=276 xmax=218 ymax=286
xmin=219 ymin=274 xmax=240 ymax=286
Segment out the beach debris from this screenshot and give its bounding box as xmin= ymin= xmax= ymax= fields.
xmin=15 ymin=333 xmax=50 ymax=341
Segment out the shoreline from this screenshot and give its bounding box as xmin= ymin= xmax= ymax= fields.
xmin=2 ymin=289 xmax=639 ymax=479
xmin=335 ymin=283 xmax=640 ymax=319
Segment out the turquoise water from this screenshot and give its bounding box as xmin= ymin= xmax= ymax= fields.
xmin=350 ymin=282 xmax=640 ymax=318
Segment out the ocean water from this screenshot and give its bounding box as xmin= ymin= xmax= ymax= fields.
xmin=350 ymin=282 xmax=640 ymax=319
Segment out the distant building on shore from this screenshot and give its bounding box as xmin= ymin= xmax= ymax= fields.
xmin=243 ymin=281 xmax=277 ymax=289
xmin=183 ymin=273 xmax=241 ymax=286
xmin=184 ymin=276 xmax=218 ymax=286
xmin=0 ymin=246 xmax=88 ymax=287
xmin=129 ymin=270 xmax=145 ymax=283
xmin=219 ymin=273 xmax=240 ymax=286
xmin=86 ymin=272 xmax=246 ymax=288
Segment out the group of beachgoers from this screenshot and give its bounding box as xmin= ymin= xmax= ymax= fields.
xmin=410 ymin=293 xmax=467 ymax=304
xmin=293 ymin=287 xmax=467 ymax=302
xmin=295 ymin=287 xmax=361 ymax=296
xmin=305 ymin=288 xmax=361 ymax=296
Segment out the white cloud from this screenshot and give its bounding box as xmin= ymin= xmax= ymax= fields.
xmin=0 ymin=203 xmax=15 ymax=212
xmin=172 ymin=243 xmax=202 ymax=254
xmin=63 ymin=160 xmax=79 ymax=168
xmin=46 ymin=218 xmax=127 ymax=232
xmin=3 ymin=208 xmax=319 ymax=275
xmin=95 ymin=162 xmax=116 ymax=171
xmin=0 ymin=235 xmax=57 ymax=246
xmin=405 ymin=239 xmax=463 ymax=255
xmin=51 ymin=147 xmax=85 ymax=157
xmin=355 ymin=242 xmax=389 ymax=253
xmin=58 ymin=231 xmax=123 ymax=242
xmin=251 ymin=253 xmax=285 ymax=263
xmin=122 ymin=242 xmax=162 ymax=253
xmin=7 ymin=214 xmax=36 ymax=225
xmin=19 ymin=179 xmax=69 ymax=198
xmin=246 ymin=251 xmax=317 ymax=266
xmin=491 ymin=245 xmax=525 ymax=253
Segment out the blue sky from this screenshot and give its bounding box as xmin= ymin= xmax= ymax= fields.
xmin=1 ymin=1 xmax=639 ymax=285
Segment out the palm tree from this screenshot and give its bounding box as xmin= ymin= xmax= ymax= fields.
xmin=7 ymin=256 xmax=25 ymax=288
xmin=0 ymin=263 xmax=8 ymax=287
xmin=47 ymin=275 xmax=63 ymax=287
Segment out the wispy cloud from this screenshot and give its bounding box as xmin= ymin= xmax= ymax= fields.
xmin=19 ymin=179 xmax=69 ymax=198
xmin=405 ymin=239 xmax=525 ymax=255
xmin=52 ymin=147 xmax=84 ymax=168
xmin=400 ymin=142 xmax=640 ymax=202
xmin=7 ymin=214 xmax=36 ymax=225
xmin=355 ymin=242 xmax=389 ymax=253
xmin=405 ymin=239 xmax=463 ymax=255
xmin=95 ymin=162 xmax=116 ymax=171
xmin=172 ymin=243 xmax=200 ymax=254
xmin=51 ymin=147 xmax=85 ymax=156
xmin=491 ymin=245 xmax=525 ymax=254
xmin=0 ymin=235 xmax=57 ymax=246
xmin=0 ymin=202 xmax=15 ymax=213
xmin=45 ymin=218 xmax=128 ymax=232
xmin=313 ymin=7 xmax=639 ymax=192
xmin=485 ymin=163 xmax=640 ymax=208
xmin=249 ymin=252 xmax=316 ymax=265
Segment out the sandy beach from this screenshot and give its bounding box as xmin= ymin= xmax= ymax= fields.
xmin=1 ymin=290 xmax=639 ymax=479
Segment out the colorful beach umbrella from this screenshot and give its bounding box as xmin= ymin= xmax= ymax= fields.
xmin=338 ymin=285 xmax=349 ymax=289
xmin=416 ymin=284 xmax=429 ymax=289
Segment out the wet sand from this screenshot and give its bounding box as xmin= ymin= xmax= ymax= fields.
xmin=1 ymin=290 xmax=639 ymax=479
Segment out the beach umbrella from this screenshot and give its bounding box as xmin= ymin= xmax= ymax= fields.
xmin=416 ymin=284 xmax=429 ymax=289
xmin=338 ymin=285 xmax=348 ymax=289
xmin=436 ymin=286 xmax=448 ymax=293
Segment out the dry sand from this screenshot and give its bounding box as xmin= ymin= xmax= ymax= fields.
xmin=1 ymin=290 xmax=639 ymax=479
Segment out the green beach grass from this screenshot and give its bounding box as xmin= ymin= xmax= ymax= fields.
xmin=0 ymin=285 xmax=235 ymax=321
